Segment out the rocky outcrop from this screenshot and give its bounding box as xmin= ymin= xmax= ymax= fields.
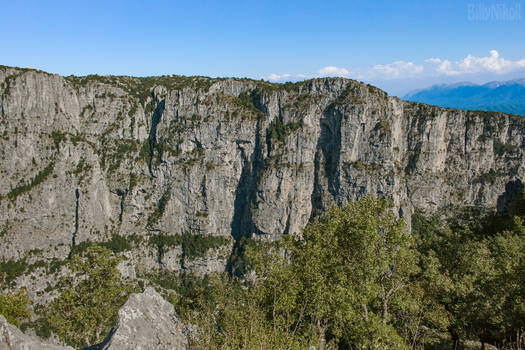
xmin=0 ymin=65 xmax=524 ymax=277
xmin=97 ymin=287 xmax=188 ymax=350
xmin=0 ymin=315 xmax=73 ymax=350
xmin=0 ymin=289 xmax=188 ymax=350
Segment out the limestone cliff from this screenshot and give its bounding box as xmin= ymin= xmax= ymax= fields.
xmin=1 ymin=65 xmax=524 ymax=278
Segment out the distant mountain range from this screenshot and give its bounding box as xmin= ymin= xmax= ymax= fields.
xmin=404 ymin=78 xmax=525 ymax=116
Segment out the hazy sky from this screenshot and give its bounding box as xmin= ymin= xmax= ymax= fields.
xmin=1 ymin=0 xmax=524 ymax=96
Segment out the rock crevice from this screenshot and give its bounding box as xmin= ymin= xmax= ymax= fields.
xmin=0 ymin=66 xmax=523 ymax=274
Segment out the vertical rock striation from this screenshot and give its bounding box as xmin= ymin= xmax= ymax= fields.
xmin=0 ymin=65 xmax=524 ymax=274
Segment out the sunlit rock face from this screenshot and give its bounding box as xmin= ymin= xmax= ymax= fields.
xmin=1 ymin=65 xmax=524 ymax=274
xmin=97 ymin=287 xmax=188 ymax=350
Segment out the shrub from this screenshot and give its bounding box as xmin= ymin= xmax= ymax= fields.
xmin=50 ymin=131 xmax=67 ymax=151
xmin=149 ymin=233 xmax=230 ymax=261
xmin=266 ymin=117 xmax=303 ymax=152
xmin=6 ymin=162 xmax=54 ymax=200
xmin=46 ymin=246 xmax=132 ymax=348
xmin=181 ymin=234 xmax=230 ymax=260
xmin=0 ymin=258 xmax=29 ymax=287
xmin=0 ymin=288 xmax=31 ymax=326
xmin=493 ymin=140 xmax=518 ymax=156
xmin=147 ymin=191 xmax=172 ymax=226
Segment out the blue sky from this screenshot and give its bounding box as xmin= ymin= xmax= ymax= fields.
xmin=1 ymin=0 xmax=524 ymax=96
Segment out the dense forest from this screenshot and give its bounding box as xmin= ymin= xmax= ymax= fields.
xmin=1 ymin=194 xmax=525 ymax=349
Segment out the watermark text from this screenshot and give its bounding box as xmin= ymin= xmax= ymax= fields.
xmin=468 ymin=1 xmax=522 ymax=22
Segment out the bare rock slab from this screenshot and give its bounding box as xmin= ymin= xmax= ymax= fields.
xmin=0 ymin=315 xmax=73 ymax=350
xmin=100 ymin=287 xmax=188 ymax=350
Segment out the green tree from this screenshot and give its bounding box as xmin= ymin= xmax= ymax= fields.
xmin=414 ymin=209 xmax=525 ymax=349
xmin=46 ymin=245 xmax=132 ymax=348
xmin=186 ymin=273 xmax=308 ymax=350
xmin=248 ymin=196 xmax=422 ymax=349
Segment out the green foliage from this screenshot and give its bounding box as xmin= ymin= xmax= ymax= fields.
xmin=0 ymin=222 xmax=8 ymax=237
xmin=70 ymin=240 xmax=95 ymax=256
xmin=50 ymin=131 xmax=67 ymax=151
xmin=192 ymin=274 xmax=310 ymax=350
xmin=232 ymin=92 xmax=264 ymax=118
xmin=493 ymin=139 xmax=518 ymax=156
xmin=413 ymin=206 xmax=525 ymax=348
xmin=194 ymin=196 xmax=424 ymax=350
xmin=475 ymin=168 xmax=506 ymax=184
xmin=138 ymin=138 xmax=152 ymax=162
xmin=71 ymin=234 xmax=142 ymax=255
xmin=5 ymin=162 xmax=54 ymax=200
xmin=228 ymin=236 xmax=262 ymax=275
xmin=155 ymin=138 xmax=181 ymax=162
xmin=33 ymin=317 xmax=53 ymax=338
xmin=0 ymin=258 xmax=29 ymax=287
xmin=149 ymin=233 xmax=230 ymax=261
xmin=374 ymin=118 xmax=391 ymax=137
xmin=350 ymin=160 xmax=382 ymax=171
xmin=46 ymin=258 xmax=69 ymax=274
xmin=99 ymin=139 xmax=141 ymax=173
xmin=70 ymin=158 xmax=92 ymax=182
xmin=332 ymin=84 xmax=353 ymax=107
xmin=255 ymin=80 xmax=298 ymax=95
xmin=147 ymin=191 xmax=172 ymax=226
xmin=148 ymin=272 xmax=215 ymax=322
xmin=137 ymin=137 xmax=180 ymax=168
xmin=65 ymin=74 xmax=217 ymax=110
xmin=266 ymin=117 xmax=303 ymax=147
xmin=128 ymin=172 xmax=137 ymax=193
xmin=276 ymin=196 xmax=420 ymax=349
xmin=193 ymin=196 xmax=525 ymax=349
xmin=71 ymin=158 xmax=91 ymax=176
xmin=2 ymin=71 xmax=26 ymax=96
xmin=0 ymin=288 xmax=31 ymax=326
xmin=103 ymin=234 xmax=134 ymax=253
xmin=144 ymin=99 xmax=156 ymax=116
xmin=79 ymin=105 xmax=93 ymax=118
xmin=181 ymin=234 xmax=230 ymax=260
xmin=149 ymin=233 xmax=183 ymax=250
xmin=69 ymin=132 xmax=95 ymax=149
xmin=45 ymin=246 xmax=132 ymax=348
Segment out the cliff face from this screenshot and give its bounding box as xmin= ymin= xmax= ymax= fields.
xmin=1 ymin=65 xmax=524 ymax=275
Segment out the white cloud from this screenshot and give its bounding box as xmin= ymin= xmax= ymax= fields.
xmin=425 ymin=58 xmax=442 ymax=65
xmin=318 ymin=66 xmax=350 ymax=77
xmin=264 ymin=73 xmax=308 ymax=82
xmin=264 ymin=66 xmax=351 ymax=82
xmin=427 ymin=50 xmax=525 ymax=76
xmin=264 ymin=50 xmax=525 ymax=85
xmin=371 ymin=61 xmax=424 ymax=79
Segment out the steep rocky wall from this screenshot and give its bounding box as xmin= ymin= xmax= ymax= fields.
xmin=1 ymin=65 xmax=524 ymax=275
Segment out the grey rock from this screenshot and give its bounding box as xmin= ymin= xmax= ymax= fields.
xmin=0 ymin=65 xmax=524 ymax=281
xmin=99 ymin=287 xmax=188 ymax=350
xmin=0 ymin=314 xmax=73 ymax=350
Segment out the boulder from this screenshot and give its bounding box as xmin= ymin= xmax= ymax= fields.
xmin=99 ymin=287 xmax=188 ymax=350
xmin=0 ymin=314 xmax=73 ymax=350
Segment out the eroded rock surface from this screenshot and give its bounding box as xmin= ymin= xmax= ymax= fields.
xmin=0 ymin=315 xmax=73 ymax=350
xmin=98 ymin=287 xmax=188 ymax=350
xmin=0 ymin=65 xmax=524 ymax=277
